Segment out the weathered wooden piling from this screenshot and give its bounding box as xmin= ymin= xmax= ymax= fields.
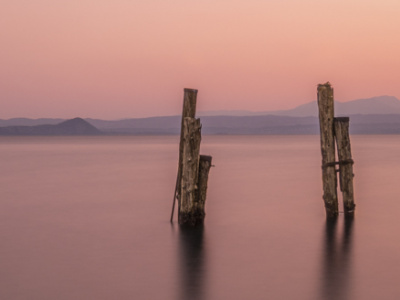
xmin=193 ymin=155 xmax=212 ymax=224
xmin=171 ymin=88 xmax=212 ymax=226
xmin=317 ymin=82 xmax=338 ymax=218
xmin=179 ymin=117 xmax=202 ymax=225
xmin=171 ymin=89 xmax=198 ymax=222
xmin=177 ymin=89 xmax=198 ymax=197
xmin=334 ymin=117 xmax=355 ymax=216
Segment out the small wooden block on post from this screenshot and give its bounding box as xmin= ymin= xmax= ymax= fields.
xmin=334 ymin=117 xmax=355 ymax=216
xmin=317 ymin=82 xmax=338 ymax=218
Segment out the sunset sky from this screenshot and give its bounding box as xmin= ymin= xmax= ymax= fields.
xmin=1 ymin=0 xmax=400 ymax=119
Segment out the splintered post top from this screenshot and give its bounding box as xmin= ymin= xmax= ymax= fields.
xmin=184 ymin=88 xmax=198 ymax=93
xmin=318 ymin=82 xmax=331 ymax=89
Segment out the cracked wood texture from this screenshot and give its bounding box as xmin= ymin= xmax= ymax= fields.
xmin=177 ymin=89 xmax=198 ymax=199
xmin=171 ymin=89 xmax=197 ymax=222
xmin=179 ymin=117 xmax=202 ymax=226
xmin=334 ymin=117 xmax=355 ymax=216
xmin=193 ymin=155 xmax=212 ymax=225
xmin=318 ymin=83 xmax=338 ymax=218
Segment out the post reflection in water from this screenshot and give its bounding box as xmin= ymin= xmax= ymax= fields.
xmin=321 ymin=216 xmax=354 ymax=300
xmin=178 ymin=226 xmax=207 ymax=300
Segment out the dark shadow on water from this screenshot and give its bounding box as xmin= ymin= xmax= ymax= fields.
xmin=178 ymin=226 xmax=207 ymax=300
xmin=321 ymin=216 xmax=354 ymax=300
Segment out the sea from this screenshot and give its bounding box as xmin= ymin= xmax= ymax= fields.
xmin=1 ymin=135 xmax=400 ymax=300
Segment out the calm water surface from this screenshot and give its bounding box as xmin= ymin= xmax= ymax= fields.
xmin=1 ymin=135 xmax=400 ymax=300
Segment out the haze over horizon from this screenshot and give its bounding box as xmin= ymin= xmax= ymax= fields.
xmin=2 ymin=0 xmax=400 ymax=119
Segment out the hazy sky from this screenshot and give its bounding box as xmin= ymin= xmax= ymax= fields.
xmin=2 ymin=0 xmax=400 ymax=119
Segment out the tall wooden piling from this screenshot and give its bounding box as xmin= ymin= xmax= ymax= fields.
xmin=179 ymin=117 xmax=202 ymax=225
xmin=177 ymin=89 xmax=198 ymax=198
xmin=171 ymin=88 xmax=213 ymax=226
xmin=334 ymin=117 xmax=355 ymax=216
xmin=317 ymin=82 xmax=338 ymax=218
xmin=171 ymin=89 xmax=198 ymax=222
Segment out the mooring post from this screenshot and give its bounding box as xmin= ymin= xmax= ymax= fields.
xmin=317 ymin=82 xmax=338 ymax=218
xmin=170 ymin=88 xmax=213 ymax=226
xmin=334 ymin=117 xmax=355 ymax=216
xmin=170 ymin=89 xmax=198 ymax=222
xmin=179 ymin=117 xmax=202 ymax=225
xmin=193 ymin=155 xmax=213 ymax=225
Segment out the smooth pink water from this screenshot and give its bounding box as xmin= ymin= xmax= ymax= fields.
xmin=1 ymin=135 xmax=400 ymax=299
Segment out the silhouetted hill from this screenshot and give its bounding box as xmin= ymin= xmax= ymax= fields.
xmin=0 ymin=118 xmax=102 ymax=135
xmin=85 ymin=114 xmax=400 ymax=135
xmin=199 ymin=95 xmax=400 ymax=117
xmin=2 ymin=96 xmax=400 ymax=135
xmin=336 ymin=96 xmax=400 ymax=116
xmin=85 ymin=115 xmax=319 ymax=135
xmin=1 ymin=114 xmax=400 ymax=135
xmin=2 ymin=115 xmax=400 ymax=135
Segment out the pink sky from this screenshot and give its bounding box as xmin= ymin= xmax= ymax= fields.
xmin=1 ymin=0 xmax=400 ymax=119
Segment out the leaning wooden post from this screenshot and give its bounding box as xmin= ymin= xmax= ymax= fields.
xmin=179 ymin=117 xmax=202 ymax=226
xmin=170 ymin=89 xmax=198 ymax=222
xmin=317 ymin=82 xmax=338 ymax=218
xmin=334 ymin=117 xmax=355 ymax=216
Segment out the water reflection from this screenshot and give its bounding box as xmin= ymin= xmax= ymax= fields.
xmin=321 ymin=216 xmax=354 ymax=300
xmin=178 ymin=226 xmax=207 ymax=300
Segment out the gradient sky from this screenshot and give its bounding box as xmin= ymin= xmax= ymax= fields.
xmin=1 ymin=0 xmax=400 ymax=119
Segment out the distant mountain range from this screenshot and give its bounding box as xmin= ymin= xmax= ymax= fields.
xmin=198 ymin=95 xmax=400 ymax=117
xmin=0 ymin=118 xmax=101 ymax=135
xmin=1 ymin=96 xmax=400 ymax=135
xmin=89 ymin=114 xmax=400 ymax=135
